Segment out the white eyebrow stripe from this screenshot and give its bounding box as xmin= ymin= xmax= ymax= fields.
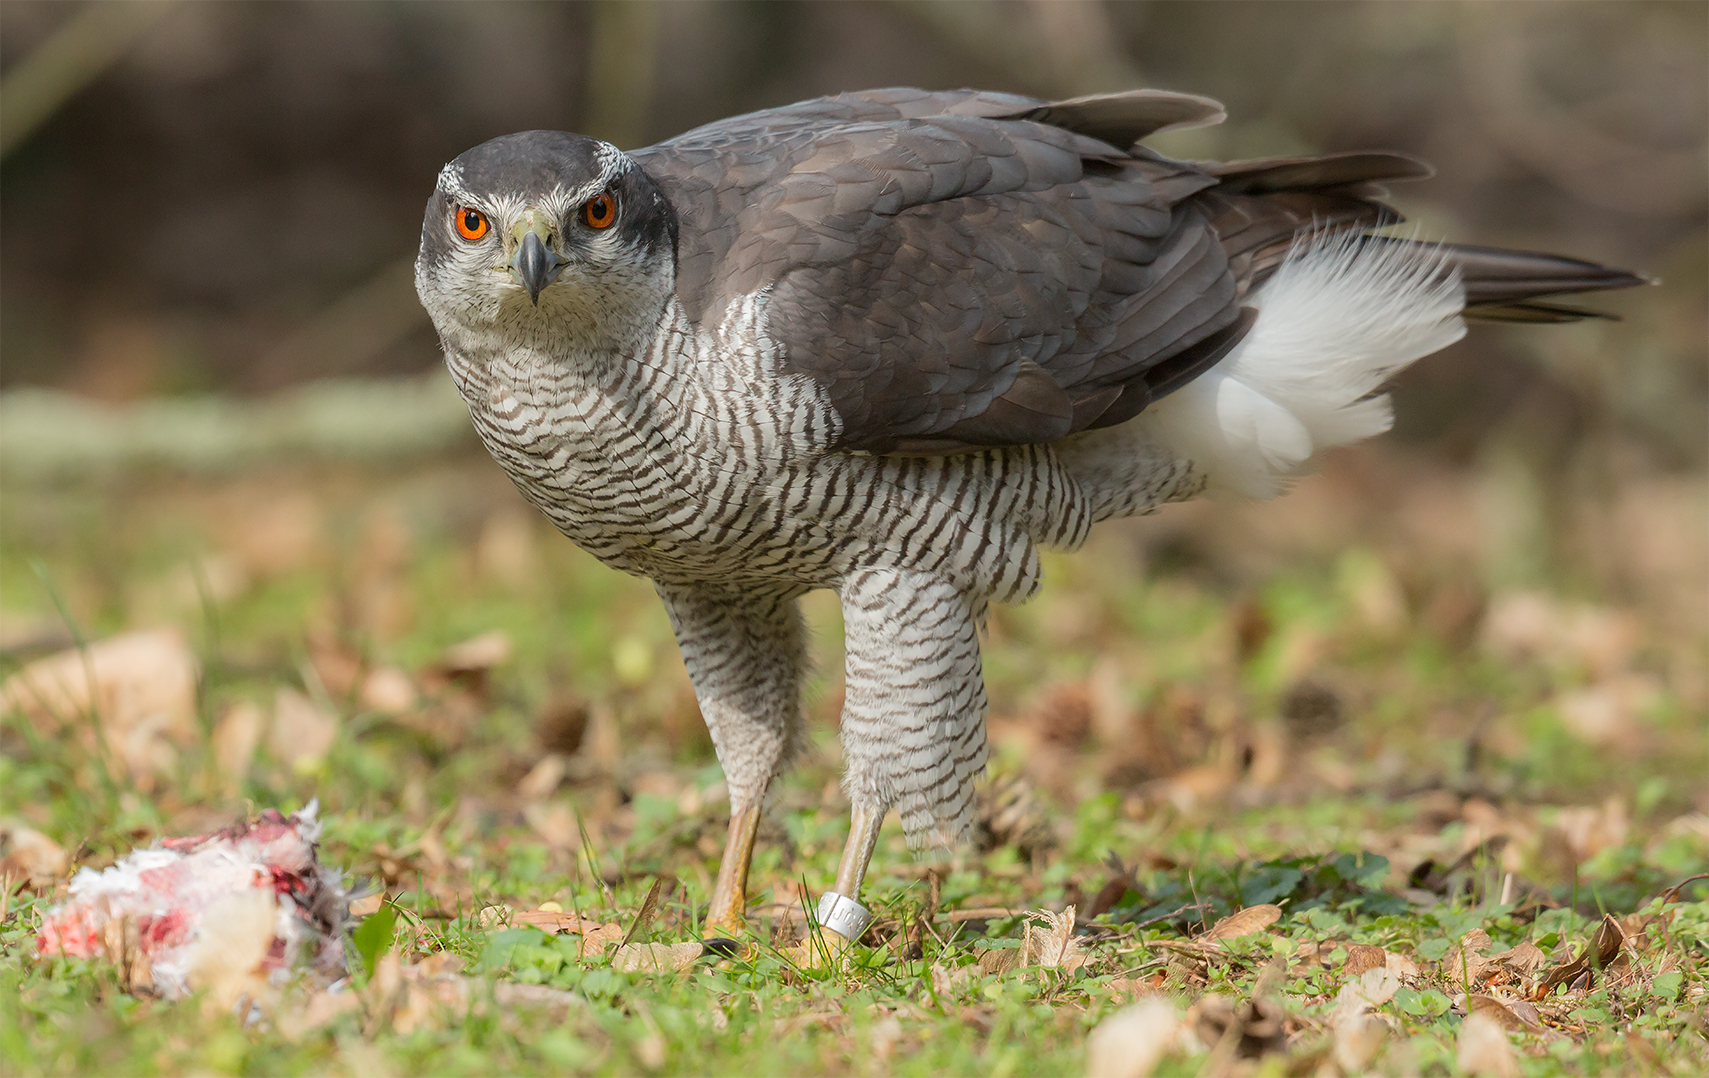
xmin=436 ymin=141 xmax=631 ymax=224
xmin=437 ymin=162 xmax=475 ymax=206
xmin=545 ymin=151 xmax=628 ymax=220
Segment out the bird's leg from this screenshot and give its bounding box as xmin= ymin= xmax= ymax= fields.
xmin=834 ymin=804 xmax=883 ymax=898
xmin=655 ymin=582 xmax=808 ymax=942
xmin=704 ymin=801 xmax=763 ymax=939
xmin=816 ymin=802 xmax=883 ymax=945
xmin=820 ymin=568 xmax=991 ymax=949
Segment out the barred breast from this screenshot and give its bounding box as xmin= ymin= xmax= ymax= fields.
xmin=446 ymin=293 xmax=1197 ymax=602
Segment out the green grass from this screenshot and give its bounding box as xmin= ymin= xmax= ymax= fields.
xmin=2 ymin=459 xmax=1706 ymax=1076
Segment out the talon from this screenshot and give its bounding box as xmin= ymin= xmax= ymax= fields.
xmin=702 ymin=937 xmax=743 ymax=958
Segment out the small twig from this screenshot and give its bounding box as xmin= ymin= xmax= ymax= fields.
xmin=1658 ymin=873 xmax=1709 ymax=905
xmin=944 ymin=907 xmax=1025 ymax=922
xmin=1141 ymin=938 xmax=1228 ymax=957
xmin=1117 ymin=957 xmax=1169 ymax=978
xmin=1126 ymin=901 xmax=1213 ymax=934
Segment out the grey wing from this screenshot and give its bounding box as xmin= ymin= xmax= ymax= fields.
xmin=633 ymin=88 xmax=1253 ymax=453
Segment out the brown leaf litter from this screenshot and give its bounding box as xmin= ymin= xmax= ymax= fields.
xmin=1 ymin=628 xmax=198 ymax=789
xmin=477 ymin=903 xmax=625 ymax=958
xmin=0 ymin=820 xmax=69 ymax=891
xmin=974 ymin=906 xmax=1089 ymax=975
xmin=1457 ymin=1011 xmax=1521 ymax=1077
xmin=1085 ymin=998 xmax=1182 ymax=1078
xmin=295 ymin=951 xmax=587 ymax=1039
xmin=1537 ymin=913 xmax=1628 ymax=996
xmin=1201 ymin=903 xmax=1282 ymax=941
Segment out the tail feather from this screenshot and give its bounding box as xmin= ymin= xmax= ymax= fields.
xmin=1463 ymin=299 xmax=1620 ymax=324
xmin=1387 ymin=240 xmax=1654 ymax=312
xmin=1065 ymin=144 xmax=1651 ymax=510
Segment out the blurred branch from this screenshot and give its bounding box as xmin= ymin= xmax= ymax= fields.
xmin=581 ymin=0 xmax=663 ymax=149
xmin=0 ymin=375 xmax=473 ymax=478
xmin=0 ymin=0 xmax=179 ymax=160
xmin=1456 ymin=8 xmax=1707 ymax=218
xmin=890 ymin=0 xmax=1145 ymax=99
xmin=259 ymin=256 xmax=429 ymax=383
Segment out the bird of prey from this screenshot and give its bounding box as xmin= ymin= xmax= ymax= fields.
xmin=415 ymin=87 xmax=1644 ymax=944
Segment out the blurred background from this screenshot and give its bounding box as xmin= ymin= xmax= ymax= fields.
xmin=2 ymin=1 xmax=1702 ymax=429
xmin=0 ymin=2 xmax=1704 ymax=882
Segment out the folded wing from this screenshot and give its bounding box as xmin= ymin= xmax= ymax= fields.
xmin=634 ymin=88 xmax=1643 ymax=455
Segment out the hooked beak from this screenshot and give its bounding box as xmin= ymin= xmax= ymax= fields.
xmin=509 ymin=211 xmax=564 ymax=305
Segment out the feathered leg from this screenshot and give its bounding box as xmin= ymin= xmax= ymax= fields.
xmin=825 ymin=568 xmax=989 ymax=942
xmin=657 ymin=582 xmax=808 ymax=938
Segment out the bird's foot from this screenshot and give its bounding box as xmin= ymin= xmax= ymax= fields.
xmin=777 ymin=891 xmax=873 ymax=969
xmin=701 ymin=911 xmax=750 ymax=945
xmin=780 ymin=931 xmax=854 ymax=970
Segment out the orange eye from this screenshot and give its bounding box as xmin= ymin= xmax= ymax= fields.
xmin=582 ymin=192 xmax=617 ymax=229
xmin=453 ymin=207 xmax=489 ymax=241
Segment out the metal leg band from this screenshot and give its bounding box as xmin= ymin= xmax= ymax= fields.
xmin=815 ymin=891 xmax=872 ymax=942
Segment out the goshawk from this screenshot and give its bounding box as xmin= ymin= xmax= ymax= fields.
xmin=415 ymin=87 xmax=1643 ymax=943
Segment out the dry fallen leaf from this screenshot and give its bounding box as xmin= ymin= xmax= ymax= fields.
xmin=211 ymin=701 xmax=266 ymax=795
xmin=518 ymin=754 xmax=569 ymax=802
xmin=1456 ymin=1011 xmax=1520 ymax=1077
xmin=1469 ymin=993 xmax=1543 ymax=1033
xmin=1538 ymin=914 xmax=1625 ymax=995
xmin=1497 ymin=941 xmax=1547 ymax=976
xmin=868 ymin=1014 xmax=904 ymax=1061
xmin=1386 ymin=949 xmax=1421 ymax=981
xmin=1443 ymin=928 xmax=1495 ymax=985
xmin=1202 ymin=904 xmax=1282 ymax=942
xmin=977 ymin=907 xmax=1088 ymax=976
xmin=1026 ymin=905 xmax=1087 ymax=971
xmin=276 ymin=987 xmax=362 ymax=1038
xmin=1332 ymin=1014 xmax=1389 ymax=1075
xmin=475 ymin=511 xmax=542 ymax=588
xmin=576 ymin=922 xmax=626 ymax=958
xmin=1552 ymin=799 xmax=1632 ymax=862
xmin=1326 ymin=965 xmax=1400 ymax=1075
xmin=1085 ymin=998 xmax=1181 ymax=1078
xmin=0 ymin=820 xmax=68 ymax=890
xmin=1343 ymin=943 xmax=1387 ymax=977
xmin=268 ymin=687 xmax=338 ymax=770
xmin=0 ymin=628 xmax=198 ymax=787
xmin=1185 ymin=994 xmax=1288 ymax=1060
xmin=359 ymin=667 xmax=418 ymax=715
xmin=522 ymin=802 xmax=581 ymax=849
xmin=931 ymin=961 xmax=972 ymax=1000
xmin=349 ymin=894 xmax=385 ymax=917
xmin=438 ymin=630 xmax=513 ymax=673
xmin=976 ymin=944 xmax=1022 ymax=975
xmin=610 ymin=941 xmax=704 ymax=973
xmin=1480 ymin=592 xmax=1640 ymax=678
xmin=478 ymin=904 xmax=616 ymax=946
xmin=356 ymin=955 xmax=585 ymax=1036
xmin=1330 ymin=966 xmax=1402 ymax=1027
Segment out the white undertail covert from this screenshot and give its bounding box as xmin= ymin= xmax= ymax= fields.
xmin=1138 ymin=232 xmax=1467 ymax=497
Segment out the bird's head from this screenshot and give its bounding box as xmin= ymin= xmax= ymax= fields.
xmin=415 ymin=131 xmax=678 ymax=354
